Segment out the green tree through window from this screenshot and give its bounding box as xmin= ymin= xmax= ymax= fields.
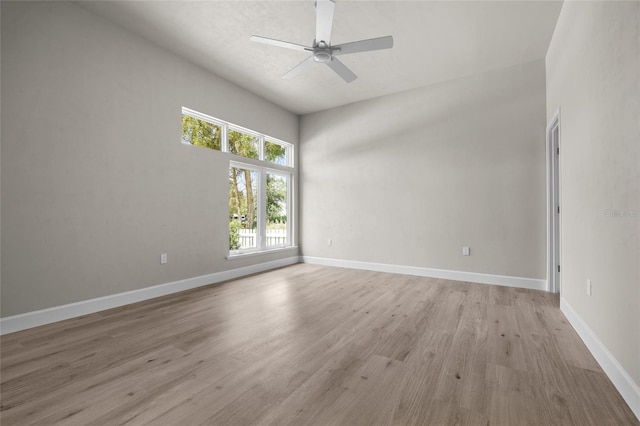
xmin=181 ymin=115 xmax=221 ymax=150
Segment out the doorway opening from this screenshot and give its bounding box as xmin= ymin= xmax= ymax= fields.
xmin=547 ymin=111 xmax=561 ymax=293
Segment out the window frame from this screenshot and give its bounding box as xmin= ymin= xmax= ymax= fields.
xmin=264 ymin=168 xmax=292 ymax=250
xmin=229 ymin=161 xmax=261 ymax=252
xmin=181 ymin=107 xmax=295 ymax=257
xmin=182 ymin=107 xmax=294 ymax=167
xmin=229 ymin=160 xmax=294 ymax=256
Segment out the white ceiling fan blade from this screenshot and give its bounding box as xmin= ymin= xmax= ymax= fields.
xmin=333 ymin=36 xmax=394 ymax=56
xmin=326 ymin=57 xmax=357 ymax=83
xmin=315 ymin=0 xmax=335 ymax=44
xmin=283 ymin=56 xmax=316 ymax=79
xmin=250 ymin=35 xmax=311 ymax=53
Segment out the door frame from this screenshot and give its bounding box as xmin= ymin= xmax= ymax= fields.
xmin=546 ymin=110 xmax=561 ymax=294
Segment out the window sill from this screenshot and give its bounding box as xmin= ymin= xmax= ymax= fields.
xmin=226 ymin=245 xmax=299 ymax=260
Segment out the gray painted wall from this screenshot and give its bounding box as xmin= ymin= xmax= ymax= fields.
xmin=1 ymin=1 xmax=299 ymax=317
xmin=546 ymin=1 xmax=640 ymax=385
xmin=299 ymin=60 xmax=547 ymax=280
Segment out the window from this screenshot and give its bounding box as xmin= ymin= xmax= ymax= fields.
xmin=228 ymin=128 xmax=260 ymax=160
xmin=182 ymin=107 xmax=294 ymax=255
xmin=229 ymin=163 xmax=292 ymax=254
xmin=181 ymin=112 xmax=222 ymax=151
xmin=182 ymin=108 xmax=293 ymax=166
xmin=229 ymin=165 xmax=258 ymax=250
xmin=265 ymin=140 xmax=289 ymax=166
xmin=265 ymin=172 xmax=289 ymax=247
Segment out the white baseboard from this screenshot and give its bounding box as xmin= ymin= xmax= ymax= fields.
xmin=301 ymin=256 xmax=547 ymax=291
xmin=561 ymin=298 xmax=640 ymax=421
xmin=0 ymin=256 xmax=300 ymax=335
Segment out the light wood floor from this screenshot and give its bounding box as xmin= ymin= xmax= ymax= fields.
xmin=1 ymin=264 xmax=637 ymax=425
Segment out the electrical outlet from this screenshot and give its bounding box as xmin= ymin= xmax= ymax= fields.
xmin=462 ymin=246 xmax=470 ymax=256
xmin=327 ymin=239 xmax=332 ymax=247
xmin=587 ymin=279 xmax=592 ymax=296
xmin=160 ymin=253 xmax=168 ymax=264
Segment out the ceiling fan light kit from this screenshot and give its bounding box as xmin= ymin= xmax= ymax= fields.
xmin=313 ymin=47 xmax=332 ymax=63
xmin=250 ymin=0 xmax=393 ymax=83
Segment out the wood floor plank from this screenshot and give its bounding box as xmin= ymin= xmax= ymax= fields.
xmin=392 ymin=331 xmax=455 ymax=425
xmin=487 ymin=305 xmax=528 ymax=371
xmin=311 ymin=354 xmax=409 ymax=426
xmin=258 ymin=344 xmax=371 ymax=425
xmin=91 ymin=352 xmax=244 ymax=425
xmin=486 ymin=362 xmax=559 ymax=426
xmin=1 ymin=264 xmax=637 ymax=425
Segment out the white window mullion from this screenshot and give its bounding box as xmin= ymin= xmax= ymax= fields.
xmin=258 ymin=169 xmax=267 ymax=250
xmin=259 ymin=135 xmax=265 ymax=162
xmin=221 ymin=123 xmax=229 ymax=152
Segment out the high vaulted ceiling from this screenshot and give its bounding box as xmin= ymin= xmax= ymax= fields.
xmin=77 ymin=1 xmax=562 ymax=115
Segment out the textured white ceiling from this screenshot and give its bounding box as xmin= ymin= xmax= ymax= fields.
xmin=78 ymin=0 xmax=562 ymax=115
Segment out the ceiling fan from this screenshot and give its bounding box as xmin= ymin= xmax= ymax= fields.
xmin=250 ymin=0 xmax=393 ymax=83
